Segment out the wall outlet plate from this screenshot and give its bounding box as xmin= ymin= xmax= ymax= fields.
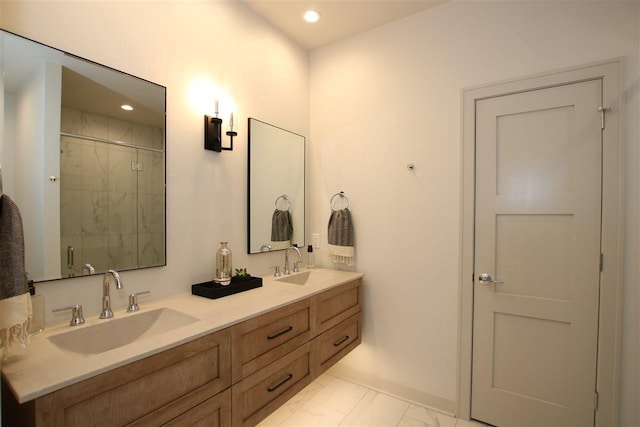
xmin=312 ymin=233 xmax=320 ymax=248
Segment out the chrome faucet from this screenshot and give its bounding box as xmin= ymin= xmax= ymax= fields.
xmin=100 ymin=269 xmax=123 ymax=319
xmin=284 ymin=246 xmax=302 ymax=275
xmin=82 ymin=263 xmax=95 ymax=275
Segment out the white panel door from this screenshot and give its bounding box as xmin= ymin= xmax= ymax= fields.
xmin=471 ymin=79 xmax=602 ymax=427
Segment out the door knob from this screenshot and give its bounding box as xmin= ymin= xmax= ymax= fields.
xmin=478 ymin=273 xmax=503 ymax=285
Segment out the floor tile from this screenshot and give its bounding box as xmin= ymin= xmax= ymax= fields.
xmin=397 ymin=415 xmax=431 ymax=427
xmin=403 ymin=404 xmax=457 ymax=426
xmin=339 ymin=389 xmax=410 ymax=426
xmin=259 ymin=373 xmax=485 ymax=427
xmin=257 ymin=379 xmax=326 ymax=426
xmin=280 ymin=400 xmax=347 ymax=426
xmin=311 ymin=376 xmax=369 ymax=414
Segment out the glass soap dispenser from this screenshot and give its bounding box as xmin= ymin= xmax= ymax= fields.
xmin=214 ymin=242 xmax=232 ymax=286
xmin=28 ymin=280 xmax=45 ymax=334
xmin=307 ymin=245 xmax=315 ymax=269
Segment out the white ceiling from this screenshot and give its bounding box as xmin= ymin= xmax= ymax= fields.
xmin=242 ymin=0 xmax=447 ymax=50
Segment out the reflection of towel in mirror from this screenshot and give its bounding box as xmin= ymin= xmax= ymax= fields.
xmin=271 ymin=209 xmax=293 ymax=242
xmin=328 ymin=208 xmax=354 ymax=266
xmin=0 ymin=195 xmax=32 ymax=358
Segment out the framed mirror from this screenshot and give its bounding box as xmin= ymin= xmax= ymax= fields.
xmin=248 ymin=118 xmax=304 ymax=254
xmin=0 ymin=29 xmax=166 ymax=282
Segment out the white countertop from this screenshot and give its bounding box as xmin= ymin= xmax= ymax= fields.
xmin=1 ymin=268 xmax=363 ymax=404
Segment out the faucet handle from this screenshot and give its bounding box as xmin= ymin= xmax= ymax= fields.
xmin=52 ymin=304 xmax=85 ymax=326
xmin=127 ymin=291 xmax=151 ymax=312
xmin=272 ymin=266 xmax=281 ymax=277
xmin=293 ymin=261 xmax=300 ymax=273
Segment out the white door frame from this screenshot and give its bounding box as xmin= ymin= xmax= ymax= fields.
xmin=458 ymin=59 xmax=625 ymax=427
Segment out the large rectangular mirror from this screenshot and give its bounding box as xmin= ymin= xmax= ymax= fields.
xmin=248 ymin=118 xmax=304 ymax=254
xmin=1 ymin=29 xmax=166 ymax=282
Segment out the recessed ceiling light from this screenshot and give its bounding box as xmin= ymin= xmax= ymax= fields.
xmin=121 ymin=104 xmax=134 ymax=111
xmin=303 ymin=10 xmax=320 ymax=23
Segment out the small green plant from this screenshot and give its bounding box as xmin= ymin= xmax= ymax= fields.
xmin=235 ymin=268 xmax=248 ymax=277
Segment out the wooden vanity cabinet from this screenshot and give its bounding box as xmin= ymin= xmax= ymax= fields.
xmin=313 ymin=313 xmax=361 ymax=375
xmin=2 ymin=276 xmax=362 ymax=427
xmin=3 ymin=329 xmax=231 ymax=427
xmin=312 ymin=278 xmax=362 ymax=376
xmin=230 ymin=298 xmax=313 ymax=383
xmin=231 ymin=278 xmax=362 ymax=426
xmin=315 ymin=278 xmax=361 ymax=334
xmin=231 ymin=343 xmax=314 ymax=427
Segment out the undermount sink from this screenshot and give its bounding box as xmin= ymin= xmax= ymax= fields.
xmin=276 ymin=269 xmax=341 ymax=286
xmin=48 ymin=307 xmax=199 ymax=355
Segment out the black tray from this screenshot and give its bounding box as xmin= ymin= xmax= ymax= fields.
xmin=191 ymin=276 xmax=263 ymax=299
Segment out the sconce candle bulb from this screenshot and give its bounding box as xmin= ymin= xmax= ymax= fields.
xmin=226 ymin=112 xmax=237 ymax=151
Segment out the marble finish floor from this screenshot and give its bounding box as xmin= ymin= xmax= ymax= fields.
xmin=258 ymin=373 xmax=488 ymax=427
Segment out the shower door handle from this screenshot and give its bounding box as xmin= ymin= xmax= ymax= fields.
xmin=67 ymin=246 xmax=74 ymax=269
xmin=478 ymin=273 xmax=503 ymax=285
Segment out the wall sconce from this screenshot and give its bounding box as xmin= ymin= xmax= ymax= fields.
xmin=205 ymin=101 xmax=236 ymax=152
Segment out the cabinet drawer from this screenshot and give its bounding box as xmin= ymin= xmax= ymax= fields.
xmin=313 ymin=313 xmax=361 ymax=374
xmin=315 ymin=278 xmax=361 ymax=334
xmin=231 ymin=298 xmax=312 ymax=382
xmin=34 ymin=329 xmax=231 ymax=427
xmin=161 ymin=388 xmax=231 ymax=427
xmin=231 ymin=343 xmax=312 ymax=427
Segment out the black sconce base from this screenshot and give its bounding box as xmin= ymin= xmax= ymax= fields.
xmin=205 ymin=115 xmax=235 ymax=152
xmin=204 ymin=115 xmax=223 ymax=152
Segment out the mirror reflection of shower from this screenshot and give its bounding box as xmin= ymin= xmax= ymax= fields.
xmin=60 ymin=105 xmax=164 ymax=277
xmin=1 ymin=30 xmax=166 ymax=282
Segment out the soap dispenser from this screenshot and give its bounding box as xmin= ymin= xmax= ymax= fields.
xmin=214 ymin=242 xmax=232 ymax=286
xmin=307 ymin=245 xmax=315 ymax=269
xmin=28 ymin=280 xmax=45 ymax=334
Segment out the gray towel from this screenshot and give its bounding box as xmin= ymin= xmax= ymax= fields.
xmin=328 ymin=208 xmax=355 ymax=265
xmin=0 ymin=194 xmax=31 ymax=358
xmin=271 ymin=209 xmax=293 ymax=242
xmin=0 ymin=195 xmax=28 ymax=300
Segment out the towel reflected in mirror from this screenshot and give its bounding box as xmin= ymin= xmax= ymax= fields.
xmin=271 ymin=209 xmax=293 ymax=250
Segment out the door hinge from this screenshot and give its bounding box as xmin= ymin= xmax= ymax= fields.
xmin=594 ymin=391 xmax=599 ymax=411
xmin=600 ymin=253 xmax=604 ymax=272
xmin=598 ymin=106 xmax=611 ymax=130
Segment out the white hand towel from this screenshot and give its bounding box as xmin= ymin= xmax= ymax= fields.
xmin=327 ymin=208 xmax=355 ymax=266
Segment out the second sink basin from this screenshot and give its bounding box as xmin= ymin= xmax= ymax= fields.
xmin=48 ymin=307 xmax=199 ymax=355
xmin=276 ymin=269 xmax=342 ymax=286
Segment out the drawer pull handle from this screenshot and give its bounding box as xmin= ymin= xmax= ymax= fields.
xmin=267 ymin=373 xmax=294 ymax=392
xmin=267 ymin=325 xmax=293 ymax=340
xmin=333 ymin=335 xmax=350 ymax=347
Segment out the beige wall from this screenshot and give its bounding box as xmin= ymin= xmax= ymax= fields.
xmin=0 ymin=1 xmax=309 ymax=319
xmin=309 ymin=0 xmax=639 ymax=424
xmin=2 ymin=0 xmax=638 ymax=424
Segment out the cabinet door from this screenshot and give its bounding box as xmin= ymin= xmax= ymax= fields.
xmin=314 ymin=279 xmax=361 ymax=334
xmin=231 ymin=298 xmax=312 ymax=382
xmin=231 ymin=343 xmax=313 ymax=427
xmin=313 ymin=313 xmax=361 ymax=375
xmin=34 ymin=329 xmax=231 ymax=427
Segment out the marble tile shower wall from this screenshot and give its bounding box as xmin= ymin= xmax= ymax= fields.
xmin=59 ymin=107 xmax=164 ymax=276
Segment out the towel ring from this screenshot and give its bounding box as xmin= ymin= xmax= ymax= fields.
xmin=330 ymin=191 xmax=350 ymax=211
xmin=275 ymin=194 xmax=291 ymax=211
